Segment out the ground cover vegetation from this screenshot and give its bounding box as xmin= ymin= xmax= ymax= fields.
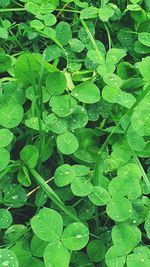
xmin=0 ymin=0 xmax=150 ymax=266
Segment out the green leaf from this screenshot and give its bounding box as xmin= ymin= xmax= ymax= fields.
xmin=99 ymin=5 xmax=114 ymax=22
xmin=112 ymin=223 xmax=141 ymax=253
xmin=30 ymin=20 xmax=44 ymax=30
xmin=105 ymin=246 xmax=126 ymax=267
xmin=28 ymin=258 xmax=45 ymax=267
xmin=80 ymin=7 xmax=98 ymax=19
xmin=0 ymin=148 xmax=10 ymax=172
xmin=61 ymin=222 xmax=89 ymax=251
xmin=54 ymin=164 xmax=76 ymax=187
xmin=87 ymin=240 xmax=105 ymax=262
xmin=137 ymin=57 xmax=150 ymax=81
xmin=25 ymin=117 xmax=45 ymax=131
xmin=0 ymin=129 xmax=13 ymax=148
xmin=17 ymin=166 xmax=31 ymax=187
xmin=30 ymin=235 xmax=48 ymax=258
xmin=43 ymin=14 xmax=56 ymax=26
xmin=20 ymin=145 xmax=39 ymax=169
xmin=102 ymin=85 xmax=136 ymax=108
xmin=127 ymin=253 xmax=150 ymax=267
xmin=31 ymin=208 xmax=63 ymax=242
xmin=3 ymin=184 xmax=27 ymax=208
xmin=106 ymin=196 xmax=132 ymax=222
xmin=103 ymin=73 xmax=122 ymax=87
xmin=25 ymin=2 xmax=39 ymax=15
xmin=72 ymin=165 xmax=91 ymax=176
xmin=108 ymin=175 xmax=141 ymax=200
xmin=88 ymin=186 xmax=111 ymax=206
xmin=44 ymin=241 xmax=70 ymax=267
xmin=0 ymin=101 xmax=23 ymax=128
xmin=131 ymin=109 xmax=150 ymax=136
xmin=71 ymin=176 xmax=93 ymax=197
xmin=26 ymin=86 xmax=50 ymax=103
xmin=44 ymin=113 xmax=67 ymax=134
xmin=117 ymin=163 xmax=142 ymax=180
xmin=144 ymin=215 xmax=150 ymax=239
xmin=57 ymin=131 xmax=79 ymax=155
xmin=0 ymin=0 xmax=10 ymax=7
xmin=0 ymin=27 xmax=8 ymax=39
xmin=74 ymin=128 xmax=99 ymax=163
xmin=69 ymin=38 xmax=85 ymax=52
xmin=0 ymin=249 xmax=19 ymax=267
xmin=0 ymin=209 xmax=12 ymax=229
xmin=138 ymin=32 xmax=150 ymax=47
xmin=67 ymin=106 xmax=88 ymax=129
xmin=50 ymin=95 xmax=77 ymax=117
xmin=56 ymin=22 xmax=72 ymax=46
xmin=44 ymin=45 xmax=62 ymax=61
xmin=0 ymin=49 xmax=12 ymax=73
xmin=71 ymin=81 xmax=100 ymax=104
xmin=46 ymin=71 xmax=67 ymax=95
xmin=127 ymin=127 xmax=145 ymax=151
xmin=106 ymin=48 xmax=126 ymax=65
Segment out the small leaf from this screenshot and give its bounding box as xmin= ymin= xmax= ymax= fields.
xmin=0 ymin=249 xmax=19 ymax=267
xmin=3 ymin=184 xmax=27 ymax=208
xmin=87 ymin=240 xmax=105 ymax=262
xmin=69 ymin=38 xmax=85 ymax=52
xmin=44 ymin=241 xmax=70 ymax=267
xmin=72 ymin=81 xmax=100 ymax=104
xmin=105 ymin=246 xmax=126 ymax=267
xmin=112 ymin=223 xmax=141 ymax=253
xmin=50 ymin=95 xmax=77 ymax=117
xmin=0 ymin=102 xmax=23 ymax=128
xmin=20 ymin=145 xmax=39 ymax=169
xmin=106 ymin=196 xmax=132 ymax=222
xmin=57 ymin=131 xmax=79 ymax=155
xmin=46 ymin=71 xmax=67 ymax=95
xmin=99 ymin=5 xmax=114 ymax=22
xmin=43 ymin=14 xmax=56 ymax=26
xmin=0 ymin=148 xmax=10 ymax=172
xmin=0 ymin=209 xmax=12 ymax=229
xmin=80 ymin=7 xmax=98 ymax=19
xmin=31 ymin=208 xmax=63 ymax=242
xmin=127 ymin=253 xmax=150 ymax=267
xmin=71 ymin=177 xmax=93 ymax=197
xmin=88 ymin=186 xmax=111 ymax=206
xmin=61 ymin=222 xmax=89 ymax=251
xmin=56 ymin=22 xmax=72 ymax=46
xmin=54 ymin=164 xmax=76 ymax=187
xmin=138 ymin=32 xmax=150 ymax=47
xmin=0 ymin=129 xmax=13 ymax=148
xmin=106 ymin=48 xmax=126 ymax=65
xmin=102 ymin=85 xmax=135 ymax=108
xmin=30 ymin=20 xmax=44 ymax=30
xmin=0 ymin=27 xmax=8 ymax=39
xmin=30 ymin=235 xmax=49 ymax=257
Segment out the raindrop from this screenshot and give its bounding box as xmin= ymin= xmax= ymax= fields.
xmin=76 ymin=235 xmax=82 ymax=239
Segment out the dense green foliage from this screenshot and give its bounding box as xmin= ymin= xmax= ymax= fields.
xmin=0 ymin=0 xmax=150 ymax=266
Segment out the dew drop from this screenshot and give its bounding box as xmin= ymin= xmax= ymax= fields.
xmin=2 ymin=261 xmax=9 ymax=266
xmin=76 ymin=234 xmax=82 ymax=239
xmin=12 ymin=195 xmax=18 ymax=200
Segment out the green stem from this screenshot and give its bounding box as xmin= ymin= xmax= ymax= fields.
xmin=0 ymin=8 xmax=25 ymax=12
xmin=104 ymin=23 xmax=111 ymax=50
xmin=0 ymin=8 xmax=80 ymax=13
xmin=80 ymin=19 xmax=104 ymax=64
